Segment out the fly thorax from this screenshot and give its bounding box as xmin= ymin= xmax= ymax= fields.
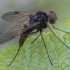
xmin=30 ymin=11 xmax=48 ymax=24
xmin=35 ymin=22 xmax=47 ymax=31
xmin=30 ymin=11 xmax=48 ymax=31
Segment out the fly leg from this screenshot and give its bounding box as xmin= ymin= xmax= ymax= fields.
xmin=24 ymin=30 xmax=40 ymax=44
xmin=8 ymin=34 xmax=28 ymax=66
xmin=52 ymin=24 xmax=70 ymax=34
xmin=48 ymin=24 xmax=70 ymax=49
xmin=8 ymin=30 xmax=39 ymax=66
xmin=31 ymin=34 xmax=40 ymax=44
xmin=40 ymin=32 xmax=53 ymax=65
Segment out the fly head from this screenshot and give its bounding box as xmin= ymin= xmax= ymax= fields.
xmin=48 ymin=11 xmax=57 ymax=24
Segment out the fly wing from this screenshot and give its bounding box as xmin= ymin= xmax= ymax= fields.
xmin=0 ymin=25 xmax=23 ymax=44
xmin=0 ymin=21 xmax=37 ymax=44
xmin=2 ymin=11 xmax=35 ymax=23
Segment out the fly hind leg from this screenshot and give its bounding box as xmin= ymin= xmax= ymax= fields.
xmin=8 ymin=34 xmax=28 ymax=66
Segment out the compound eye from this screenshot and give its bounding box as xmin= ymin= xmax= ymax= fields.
xmin=48 ymin=11 xmax=57 ymax=24
xmin=50 ymin=12 xmax=57 ymax=21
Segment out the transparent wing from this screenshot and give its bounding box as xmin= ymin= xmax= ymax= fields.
xmin=0 ymin=21 xmax=37 ymax=44
xmin=2 ymin=11 xmax=35 ymax=23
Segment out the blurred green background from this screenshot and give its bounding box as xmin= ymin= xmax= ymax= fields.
xmin=0 ymin=0 xmax=70 ymax=50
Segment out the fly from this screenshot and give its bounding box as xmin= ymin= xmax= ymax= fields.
xmin=0 ymin=11 xmax=70 ymax=66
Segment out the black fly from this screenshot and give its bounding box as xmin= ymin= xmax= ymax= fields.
xmin=0 ymin=11 xmax=70 ymax=66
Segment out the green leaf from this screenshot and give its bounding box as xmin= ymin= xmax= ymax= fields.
xmin=0 ymin=32 xmax=70 ymax=70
